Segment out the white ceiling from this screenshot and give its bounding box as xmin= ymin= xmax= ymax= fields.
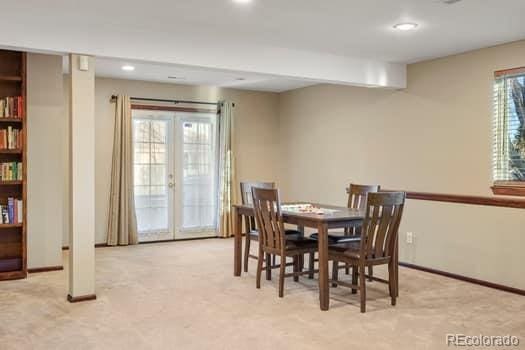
xmin=3 ymin=0 xmax=525 ymax=91
xmin=91 ymin=57 xmax=316 ymax=92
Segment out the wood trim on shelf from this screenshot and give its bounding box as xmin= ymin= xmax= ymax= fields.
xmin=491 ymin=182 xmax=525 ymax=197
xmin=403 ymin=190 xmax=525 ymax=209
xmin=0 ymin=118 xmax=23 ymax=123
xmin=131 ymin=104 xmax=217 ymax=114
xmin=0 ymin=270 xmax=26 ymax=280
xmin=400 ymin=262 xmax=525 ymax=296
xmin=28 ymin=266 xmax=63 ymax=273
xmin=0 ymin=223 xmax=23 ymax=228
xmin=0 ymin=75 xmax=22 ymax=82
xmin=0 ymin=180 xmax=23 ymax=185
xmin=0 ymin=148 xmax=23 ymax=154
xmin=67 ymin=294 xmax=97 ymax=303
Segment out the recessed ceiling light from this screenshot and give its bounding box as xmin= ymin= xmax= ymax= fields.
xmin=168 ymin=76 xmax=186 ymax=80
xmin=393 ymin=22 xmax=418 ymax=31
xmin=121 ymin=65 xmax=135 ymax=71
xmin=235 ymin=78 xmax=246 ymax=81
xmin=233 ymin=0 xmax=252 ymax=4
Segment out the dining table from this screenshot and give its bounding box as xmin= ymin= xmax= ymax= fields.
xmin=232 ymin=202 xmax=398 ymax=311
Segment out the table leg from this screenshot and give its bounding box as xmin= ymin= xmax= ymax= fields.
xmin=317 ymin=223 xmax=329 ymax=311
xmin=233 ymin=207 xmax=242 ymax=277
xmin=298 ymin=225 xmax=305 ymax=272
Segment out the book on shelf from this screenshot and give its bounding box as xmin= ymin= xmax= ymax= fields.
xmin=0 ymin=162 xmax=22 ymax=181
xmin=0 ymin=96 xmax=23 ymax=119
xmin=0 ymin=126 xmax=22 ymax=149
xmin=0 ymin=197 xmax=22 ymax=224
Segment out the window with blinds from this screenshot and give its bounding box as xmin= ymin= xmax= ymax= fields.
xmin=493 ymin=68 xmax=525 ymax=184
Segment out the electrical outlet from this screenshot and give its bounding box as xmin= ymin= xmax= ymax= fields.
xmin=406 ymin=232 xmax=414 ymax=244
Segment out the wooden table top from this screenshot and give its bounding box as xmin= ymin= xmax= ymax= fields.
xmin=233 ymin=202 xmax=365 ymax=223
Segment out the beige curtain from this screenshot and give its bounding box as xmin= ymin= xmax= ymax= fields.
xmin=217 ymin=101 xmax=238 ymax=238
xmin=107 ymin=95 xmax=139 ymax=245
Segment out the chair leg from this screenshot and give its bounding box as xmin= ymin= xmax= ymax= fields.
xmin=388 ymin=261 xmax=397 ymax=306
xmin=243 ymin=236 xmax=251 ymax=273
xmin=331 ymin=261 xmax=339 ymax=287
xmin=265 ymin=253 xmax=272 ymax=281
xmin=359 ymin=264 xmax=366 ymax=313
xmin=293 ymin=256 xmax=299 ymax=282
xmin=351 ymin=266 xmax=358 ymax=294
xmin=279 ymin=256 xmax=286 ymax=297
xmin=368 ymin=265 xmax=373 ymax=281
xmin=308 ymin=252 xmax=315 ymax=279
xmin=299 ymin=254 xmax=304 ymax=273
xmin=256 ymin=247 xmax=263 ymax=289
xmin=345 ymin=263 xmax=350 ymax=275
xmin=272 ymin=254 xmax=276 ymax=267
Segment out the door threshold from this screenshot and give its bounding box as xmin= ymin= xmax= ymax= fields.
xmin=139 ymin=236 xmax=217 ymax=245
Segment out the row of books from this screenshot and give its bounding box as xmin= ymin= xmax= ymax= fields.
xmin=0 ymin=96 xmax=23 ymax=119
xmin=0 ymin=162 xmax=22 ymax=181
xmin=0 ymin=198 xmax=23 ymax=224
xmin=0 ymin=127 xmax=22 ymax=150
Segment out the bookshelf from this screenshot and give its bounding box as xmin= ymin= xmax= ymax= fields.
xmin=0 ymin=49 xmax=26 ymax=281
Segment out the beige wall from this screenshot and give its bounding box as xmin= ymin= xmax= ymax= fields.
xmin=26 ymin=53 xmax=66 ymax=269
xmin=62 ymin=77 xmax=281 ymax=245
xmin=27 ymin=40 xmax=525 ymax=290
xmin=278 ymin=40 xmax=525 ymax=290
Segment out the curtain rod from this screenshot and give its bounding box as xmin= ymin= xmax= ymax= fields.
xmin=110 ymin=95 xmax=220 ymax=106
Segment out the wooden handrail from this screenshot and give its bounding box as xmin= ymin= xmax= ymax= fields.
xmin=346 ymin=188 xmax=525 ymax=209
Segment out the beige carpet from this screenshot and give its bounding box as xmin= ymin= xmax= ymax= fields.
xmin=1 ymin=239 xmax=524 ymax=350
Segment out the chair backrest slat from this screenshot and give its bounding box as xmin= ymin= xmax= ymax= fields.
xmin=347 ymin=183 xmax=380 ymax=235
xmin=251 ymin=187 xmax=285 ymax=252
xmin=348 ymin=184 xmax=380 ymax=210
xmin=360 ymin=192 xmax=405 ymax=260
xmin=240 ymin=181 xmax=274 ymax=232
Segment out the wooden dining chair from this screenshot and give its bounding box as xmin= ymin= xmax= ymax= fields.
xmin=240 ymin=181 xmax=274 ymax=272
xmin=329 ymin=191 xmax=405 ymax=313
xmin=252 ymin=187 xmax=318 ymax=297
xmin=240 ymin=181 xmax=300 ymax=273
xmin=310 ymin=183 xmax=380 ymax=278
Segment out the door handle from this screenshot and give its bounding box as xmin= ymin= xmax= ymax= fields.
xmin=168 ymin=182 xmax=175 ymax=189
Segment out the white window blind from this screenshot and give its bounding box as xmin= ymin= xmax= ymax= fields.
xmin=493 ymin=69 xmax=525 ymax=182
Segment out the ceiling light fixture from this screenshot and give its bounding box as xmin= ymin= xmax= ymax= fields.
xmin=233 ymin=0 xmax=252 ymax=4
xmin=168 ymin=76 xmax=186 ymax=80
xmin=393 ymin=22 xmax=418 ymax=31
xmin=121 ymin=65 xmax=135 ymax=71
xmin=235 ymin=78 xmax=246 ymax=81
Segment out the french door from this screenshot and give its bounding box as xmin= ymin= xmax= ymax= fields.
xmin=132 ymin=109 xmax=218 ymax=242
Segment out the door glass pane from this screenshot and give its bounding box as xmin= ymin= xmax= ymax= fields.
xmin=132 ymin=113 xmax=171 ymax=242
xmin=181 ymin=117 xmax=217 ymax=232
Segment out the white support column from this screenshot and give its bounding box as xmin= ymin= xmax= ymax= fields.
xmin=68 ymin=54 xmax=96 ymax=302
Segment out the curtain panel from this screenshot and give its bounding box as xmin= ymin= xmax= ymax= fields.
xmin=217 ymin=101 xmax=238 ymax=238
xmin=107 ymin=95 xmax=139 ymax=245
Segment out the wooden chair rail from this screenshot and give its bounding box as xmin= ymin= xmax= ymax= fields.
xmin=346 ymin=188 xmax=525 ymax=209
xmin=403 ymin=191 xmax=525 ymax=209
